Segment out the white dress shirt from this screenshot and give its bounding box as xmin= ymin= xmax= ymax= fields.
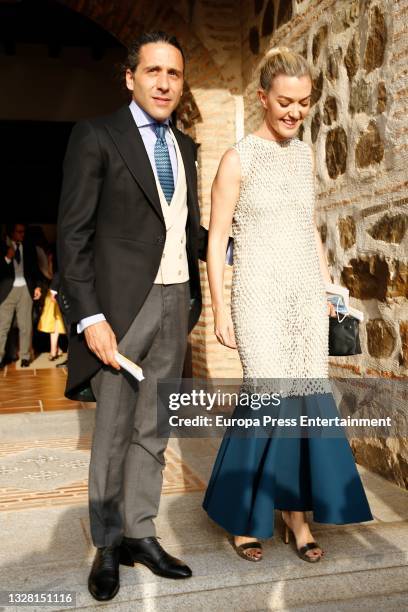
xmin=5 ymin=239 xmax=27 ymax=288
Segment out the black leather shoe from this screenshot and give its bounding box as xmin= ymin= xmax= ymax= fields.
xmin=119 ymin=536 xmax=192 ymax=579
xmin=20 ymin=359 xmax=31 ymax=367
xmin=88 ymin=546 xmax=120 ymax=601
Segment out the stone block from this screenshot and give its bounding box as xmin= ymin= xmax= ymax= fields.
xmin=261 ymin=0 xmax=274 ymax=37
xmin=355 ymin=120 xmax=384 ymax=168
xmin=364 ymin=5 xmax=387 ymax=73
xmin=326 ymin=48 xmax=342 ymax=82
xmin=312 ymin=24 xmax=328 ymax=64
xmin=323 ymin=95 xmax=338 ymax=125
xmin=249 ymin=26 xmax=260 ymax=54
xmin=326 ymin=126 xmax=348 ymax=179
xmin=338 ymin=215 xmax=356 ymax=249
xmin=399 ymin=322 xmax=408 ymax=369
xmin=344 ymin=34 xmax=359 ymax=80
xmin=387 ymin=260 xmax=408 ymax=298
xmin=311 ymin=108 xmax=321 ymax=143
xmin=377 ymin=81 xmax=387 ymax=113
xmin=311 ymin=70 xmax=323 ymax=105
xmin=349 ymin=79 xmax=371 ymax=115
xmin=367 ymin=213 xmax=407 ymax=244
xmin=341 ymin=254 xmax=388 ymax=300
xmin=277 ymin=0 xmax=292 ymax=28
xmin=352 ymin=438 xmax=408 ymax=489
xmin=366 ymin=318 xmax=396 ymax=358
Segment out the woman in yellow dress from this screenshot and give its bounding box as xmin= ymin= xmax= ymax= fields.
xmin=37 ymin=251 xmax=65 ymax=360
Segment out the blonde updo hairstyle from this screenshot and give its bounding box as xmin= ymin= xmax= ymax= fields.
xmin=259 ymin=46 xmax=312 ymax=92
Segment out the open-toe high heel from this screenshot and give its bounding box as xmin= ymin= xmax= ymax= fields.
xmin=231 ymin=537 xmax=263 ymax=562
xmin=281 ymin=512 xmax=323 ymax=563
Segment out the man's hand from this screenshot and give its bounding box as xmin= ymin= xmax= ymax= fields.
xmin=6 ymin=246 xmax=14 ymax=260
xmin=33 ymin=287 xmax=41 ymax=300
xmin=84 ymin=320 xmax=120 ymax=370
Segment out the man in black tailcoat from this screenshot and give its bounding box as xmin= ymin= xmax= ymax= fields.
xmin=58 ymin=32 xmax=206 ymax=601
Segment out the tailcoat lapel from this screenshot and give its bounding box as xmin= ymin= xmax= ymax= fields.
xmin=105 ymin=106 xmax=165 ymax=225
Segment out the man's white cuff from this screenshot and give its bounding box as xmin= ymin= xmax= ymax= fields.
xmin=77 ymin=313 xmax=106 ymax=334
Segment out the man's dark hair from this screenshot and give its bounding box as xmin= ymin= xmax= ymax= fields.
xmin=123 ymin=31 xmax=185 ymax=74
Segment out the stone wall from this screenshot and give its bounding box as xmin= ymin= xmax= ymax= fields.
xmin=240 ymin=0 xmax=408 ymax=487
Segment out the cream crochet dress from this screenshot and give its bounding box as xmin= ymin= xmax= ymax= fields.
xmin=231 ymin=133 xmax=330 ymax=396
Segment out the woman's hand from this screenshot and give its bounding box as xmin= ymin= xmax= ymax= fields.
xmin=214 ymin=307 xmax=237 ymax=349
xmin=327 ymin=300 xmax=337 ymax=317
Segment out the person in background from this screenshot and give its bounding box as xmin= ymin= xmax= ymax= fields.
xmin=51 ymin=271 xmax=69 ymax=368
xmin=0 ymin=223 xmax=42 ymax=368
xmin=37 ymin=253 xmax=66 ymax=360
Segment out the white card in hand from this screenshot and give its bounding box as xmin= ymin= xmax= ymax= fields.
xmin=115 ymin=351 xmax=144 ymax=381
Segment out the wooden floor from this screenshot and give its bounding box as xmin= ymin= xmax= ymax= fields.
xmin=0 ymin=360 xmax=87 ymax=414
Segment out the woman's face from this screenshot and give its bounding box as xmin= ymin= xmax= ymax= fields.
xmin=258 ymin=74 xmax=312 ymax=139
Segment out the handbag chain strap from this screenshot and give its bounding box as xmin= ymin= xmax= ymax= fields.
xmin=335 ymin=296 xmax=348 ymax=324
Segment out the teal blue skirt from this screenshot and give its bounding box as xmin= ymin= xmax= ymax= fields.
xmin=202 ymin=391 xmax=373 ymax=538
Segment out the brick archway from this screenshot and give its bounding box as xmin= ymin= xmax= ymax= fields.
xmin=58 ymin=0 xmax=232 ymax=134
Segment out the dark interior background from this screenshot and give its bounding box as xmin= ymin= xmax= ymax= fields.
xmin=1 ymin=120 xmax=73 ymax=223
xmin=0 ymin=0 xmax=126 ymax=225
xmin=0 ymin=0 xmax=126 ymax=355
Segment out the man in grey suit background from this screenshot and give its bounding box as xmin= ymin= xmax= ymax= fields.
xmin=57 ymin=32 xmax=204 ymax=601
xmin=0 ymin=223 xmax=42 ymax=368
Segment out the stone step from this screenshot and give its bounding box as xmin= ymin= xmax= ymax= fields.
xmin=7 ymin=553 xmax=407 ymax=611
xmin=286 ymin=590 xmax=408 ymax=612
xmin=1 ymin=410 xmax=407 ymax=611
xmin=1 ymin=518 xmax=407 ymax=611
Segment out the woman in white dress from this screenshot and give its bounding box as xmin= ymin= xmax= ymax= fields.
xmin=202 ymin=48 xmax=373 ymax=563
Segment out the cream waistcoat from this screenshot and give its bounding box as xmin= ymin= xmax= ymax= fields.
xmin=153 ymin=129 xmax=189 ymax=284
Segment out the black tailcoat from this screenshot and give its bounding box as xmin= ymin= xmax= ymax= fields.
xmin=57 ymin=105 xmax=204 ymax=400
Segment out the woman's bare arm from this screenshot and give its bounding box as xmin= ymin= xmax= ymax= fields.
xmin=208 ymin=148 xmax=241 ymax=348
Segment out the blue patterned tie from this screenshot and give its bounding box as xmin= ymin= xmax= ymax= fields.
xmin=154 ymin=123 xmax=174 ymax=204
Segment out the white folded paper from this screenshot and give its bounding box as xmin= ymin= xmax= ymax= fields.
xmin=115 ymin=351 xmax=144 ymax=381
xmin=325 ymin=282 xmax=364 ymax=322
xmin=325 ymin=282 xmax=349 ymax=307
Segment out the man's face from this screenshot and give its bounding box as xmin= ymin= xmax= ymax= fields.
xmin=126 ymin=42 xmax=184 ymax=122
xmin=11 ymin=224 xmax=25 ymax=243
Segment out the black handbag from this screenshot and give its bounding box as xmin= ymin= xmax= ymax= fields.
xmin=329 ymin=313 xmax=362 ymax=356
